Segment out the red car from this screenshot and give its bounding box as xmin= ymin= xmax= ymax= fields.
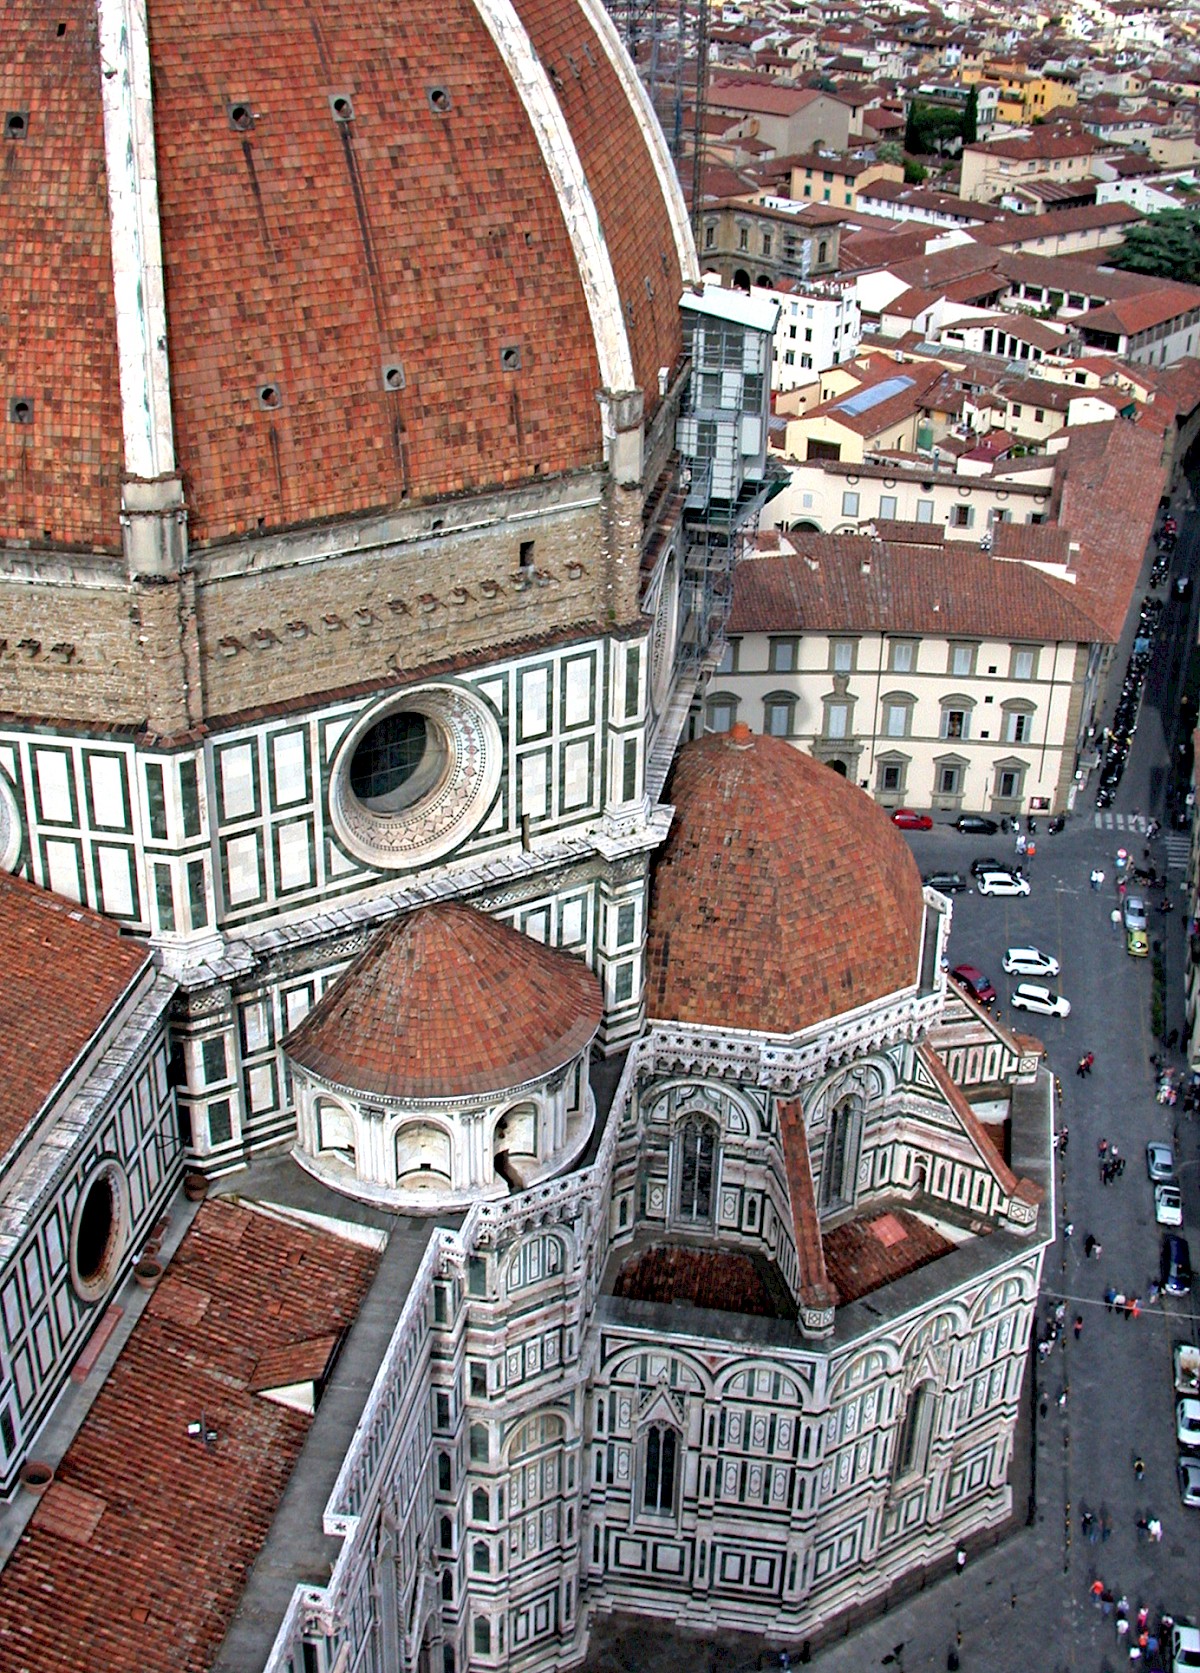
xmin=951 ymin=964 xmax=997 ymax=1005
xmin=891 ymin=808 xmax=933 ymax=830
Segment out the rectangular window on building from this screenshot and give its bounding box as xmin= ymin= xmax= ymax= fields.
xmin=622 ymin=738 xmax=638 ymax=802
xmin=617 ymin=902 xmax=637 ymax=946
xmin=154 ymin=864 xmax=176 ymax=933
xmin=179 ymin=759 xmax=202 ymax=839
xmin=889 ymin=640 xmax=915 ymax=673
xmin=145 ymin=763 xmax=168 ymax=841
xmin=879 ymin=495 xmax=898 ymax=520
xmin=764 ymin=699 xmax=793 ymax=737
xmin=717 ymin=638 xmax=740 ymax=675
xmin=950 ymin=643 xmax=976 ymax=677
xmin=825 ymin=702 xmax=849 ymax=740
xmin=1005 ymin=710 xmax=1031 ymax=743
xmin=769 ymin=637 xmax=799 ymax=673
xmin=878 ymin=761 xmax=903 ymax=793
xmin=624 ymin=646 xmax=640 ymax=718
xmin=938 ymin=764 xmax=961 ymax=795
xmin=831 ymin=639 xmax=855 ymax=672
xmin=704 ymin=224 xmax=715 ymax=249
xmin=613 ymin=962 xmax=635 ymax=1005
xmin=915 ymin=499 xmax=935 ymax=523
xmin=884 ymin=702 xmax=909 ymax=738
xmin=202 ymin=1036 xmax=227 ymax=1085
xmin=949 ymin=504 xmax=974 ymax=528
xmin=998 ymin=767 xmax=1022 ymax=799
xmin=208 ymin=1100 xmax=233 ymax=1147
xmin=842 ymin=491 xmax=860 ymax=517
xmin=1012 ymin=646 xmax=1037 ymax=680
xmin=187 ymin=859 xmax=208 ymax=930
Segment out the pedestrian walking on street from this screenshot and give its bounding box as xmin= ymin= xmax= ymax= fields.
xmin=1091 ymin=1579 xmax=1105 ymax=1607
xmin=955 ymin=1546 xmax=966 ymax=1575
xmin=1073 ymin=1315 xmax=1083 ymax=1339
xmin=1084 ymin=1052 xmax=1095 ymax=1074
xmin=1099 ymin=1137 xmax=1109 ymax=1158
xmin=1091 ymin=868 xmax=1102 ymax=891
xmin=1133 ymin=1455 xmax=1145 ymax=1480
xmin=1079 ymin=1056 xmax=1090 ymax=1078
xmin=1105 ymin=1286 xmax=1117 ymax=1312
xmin=1111 ymin=908 xmax=1122 ymax=931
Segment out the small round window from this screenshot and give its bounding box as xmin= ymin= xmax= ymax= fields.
xmin=331 ymin=683 xmax=502 ymax=870
xmin=70 ymin=1161 xmax=130 ymax=1303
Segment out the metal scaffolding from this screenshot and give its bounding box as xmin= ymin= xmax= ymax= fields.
xmin=601 ymin=0 xmax=708 ymax=231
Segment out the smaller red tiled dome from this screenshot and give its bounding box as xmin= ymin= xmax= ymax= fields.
xmin=646 ymin=728 xmax=924 ymax=1034
xmin=286 ymin=902 xmax=602 ymax=1100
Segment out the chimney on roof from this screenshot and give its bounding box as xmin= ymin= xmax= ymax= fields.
xmin=728 ymin=722 xmax=755 ymax=750
xmin=805 ymin=554 xmax=819 ymax=570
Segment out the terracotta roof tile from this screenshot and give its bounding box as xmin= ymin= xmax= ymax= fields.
xmin=822 ymin=1207 xmax=954 ymax=1304
xmin=612 ymin=1245 xmax=786 ymax=1316
xmin=0 ymin=1200 xmax=379 ymax=1673
xmin=0 ymin=873 xmax=150 ymax=1161
xmin=0 ymin=1 xmax=123 ymax=550
xmin=4 ymin=0 xmax=684 ymax=549
xmin=286 ymin=900 xmax=603 ymax=1100
xmin=777 ymin=1098 xmax=836 ymax=1312
xmin=645 ymin=731 xmax=924 ymax=1035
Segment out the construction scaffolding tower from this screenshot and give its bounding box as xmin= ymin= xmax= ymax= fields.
xmin=603 ymin=0 xmax=708 ymax=231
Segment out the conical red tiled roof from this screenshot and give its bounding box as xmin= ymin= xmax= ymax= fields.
xmin=285 ymin=902 xmax=603 ymax=1100
xmin=646 ymin=729 xmax=924 ymax=1034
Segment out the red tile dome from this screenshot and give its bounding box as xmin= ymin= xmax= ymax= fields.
xmin=0 ymin=0 xmax=691 ymax=550
xmin=285 ymin=902 xmax=603 ymax=1100
xmin=645 ymin=729 xmax=925 ymax=1034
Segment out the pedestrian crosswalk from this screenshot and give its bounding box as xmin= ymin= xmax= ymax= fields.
xmin=1092 ymin=812 xmax=1148 ymax=832
xmin=1165 ymin=832 xmax=1191 ymax=871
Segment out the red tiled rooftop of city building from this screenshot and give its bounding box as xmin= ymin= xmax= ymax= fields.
xmin=0 ymin=1200 xmax=379 ymax=1673
xmin=286 ymin=900 xmax=603 ymax=1100
xmin=727 ymin=537 xmax=1107 ymax=644
xmin=645 ymin=730 xmax=924 ymax=1035
xmin=612 ymin=1245 xmax=788 ymax=1317
xmin=822 ymin=1207 xmax=955 ymax=1304
xmin=0 ymin=872 xmax=151 ymax=1161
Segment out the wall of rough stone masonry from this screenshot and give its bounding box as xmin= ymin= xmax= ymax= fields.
xmin=194 ymin=498 xmax=621 ymax=719
xmin=0 ymin=572 xmax=144 ymax=727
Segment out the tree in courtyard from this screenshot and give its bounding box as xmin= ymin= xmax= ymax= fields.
xmin=877 ymin=141 xmax=904 ymax=165
xmin=963 ymin=86 xmax=979 ymax=145
xmin=1111 ymin=208 xmax=1200 ymax=283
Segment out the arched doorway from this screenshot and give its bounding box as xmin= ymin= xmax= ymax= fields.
xmin=732 ymin=268 xmax=751 ymax=292
xmin=827 ymin=758 xmax=848 ymax=776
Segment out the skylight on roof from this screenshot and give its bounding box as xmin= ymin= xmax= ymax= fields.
xmin=837 ymin=375 xmax=915 ymax=415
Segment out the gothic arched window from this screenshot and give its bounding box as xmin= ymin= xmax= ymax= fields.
xmin=821 ymin=1094 xmax=862 ymax=1212
xmin=642 ymin=1423 xmax=678 ymax=1514
xmin=676 ymin=1117 xmax=716 ymax=1221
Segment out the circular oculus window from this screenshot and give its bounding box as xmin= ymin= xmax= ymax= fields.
xmin=69 ymin=1160 xmax=131 ymax=1304
xmin=330 ymin=684 xmax=502 ymax=869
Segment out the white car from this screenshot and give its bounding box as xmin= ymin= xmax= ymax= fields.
xmin=1157 ymin=1183 xmax=1184 ymax=1227
xmin=1010 ymin=983 xmax=1071 ymax=1018
xmin=1178 ymin=1397 xmax=1200 ymax=1449
xmin=976 ymin=870 xmax=1031 ymax=898
xmin=1173 ymin=1622 xmax=1200 ymax=1672
xmin=1002 ymin=946 xmax=1060 ymax=977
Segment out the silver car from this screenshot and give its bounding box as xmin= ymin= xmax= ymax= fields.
xmin=1147 ymin=1141 xmax=1175 ymax=1183
xmin=1124 ymin=894 xmax=1147 ymax=931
